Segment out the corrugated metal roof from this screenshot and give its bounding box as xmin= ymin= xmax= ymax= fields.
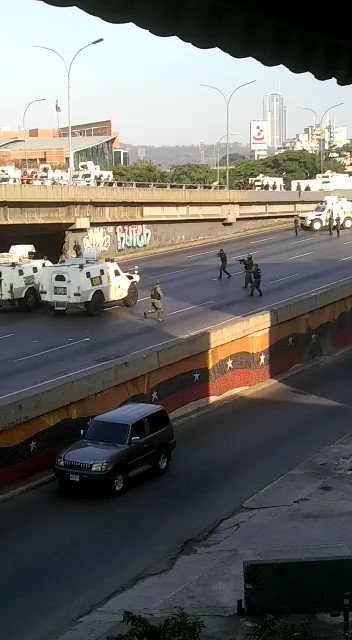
xmin=0 ymin=136 xmax=115 ymax=154
xmin=37 ymin=0 xmax=352 ymax=86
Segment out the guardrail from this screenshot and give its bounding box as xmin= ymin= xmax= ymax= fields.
xmin=0 ymin=179 xmax=227 ymax=190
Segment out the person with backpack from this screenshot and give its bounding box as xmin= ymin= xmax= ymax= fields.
xmin=249 ymin=264 xmax=263 ymax=297
xmin=144 ymin=281 xmax=164 ymax=322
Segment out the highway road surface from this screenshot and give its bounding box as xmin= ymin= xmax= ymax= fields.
xmin=1 ymin=349 xmax=352 ymax=640
xmin=1 ymin=226 xmax=352 ymax=403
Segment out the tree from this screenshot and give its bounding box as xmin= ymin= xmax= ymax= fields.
xmin=112 ymin=162 xmax=168 ymax=184
xmin=219 ymin=152 xmax=246 ymax=166
xmin=168 ymin=164 xmax=216 ymax=185
xmin=108 ymin=610 xmax=205 ymax=640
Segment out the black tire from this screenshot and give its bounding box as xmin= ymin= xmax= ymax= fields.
xmin=343 ymin=217 xmax=352 ymax=229
xmin=153 ymin=447 xmax=170 ymax=475
xmin=19 ymin=288 xmax=38 ymax=312
xmin=311 ymin=220 xmax=322 ymax=232
xmin=110 ymin=469 xmax=127 ymax=496
xmin=123 ymin=283 xmax=138 ymax=307
xmin=86 ymin=290 xmax=105 ymax=316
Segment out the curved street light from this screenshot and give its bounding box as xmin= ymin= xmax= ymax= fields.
xmin=300 ymin=103 xmax=344 ymax=174
xmin=200 ymin=81 xmax=255 ymax=189
xmin=22 ymin=98 xmax=46 ymax=172
xmin=33 ymin=39 xmax=104 ymax=184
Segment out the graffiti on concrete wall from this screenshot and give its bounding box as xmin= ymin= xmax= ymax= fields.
xmin=83 ymin=227 xmax=111 ymax=252
xmin=116 ymin=224 xmax=151 ymax=251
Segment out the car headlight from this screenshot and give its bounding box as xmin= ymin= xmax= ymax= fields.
xmin=56 ymin=457 xmax=64 ymax=467
xmin=91 ymin=462 xmax=108 ymax=472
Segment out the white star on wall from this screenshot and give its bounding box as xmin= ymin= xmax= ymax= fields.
xmin=288 ymin=336 xmax=294 ymax=347
xmin=311 ymin=333 xmax=317 ymax=343
xmin=194 ymin=372 xmax=200 ymax=382
xmin=259 ymin=354 xmax=265 ymax=366
xmin=227 ymin=358 xmax=233 ymax=370
xmin=151 ymin=391 xmax=158 ymax=401
xmin=30 ymin=440 xmax=36 ymax=452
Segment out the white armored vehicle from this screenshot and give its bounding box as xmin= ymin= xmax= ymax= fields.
xmin=0 ymin=245 xmax=50 ymax=311
xmin=300 ymin=196 xmax=352 ymax=231
xmin=38 ymin=248 xmax=140 ymax=316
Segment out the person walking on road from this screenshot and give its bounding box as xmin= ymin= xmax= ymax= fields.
xmin=249 ymin=264 xmax=263 ymax=297
xmin=336 ymin=214 xmax=341 ymax=237
xmin=294 ymin=216 xmax=299 ymax=236
xmin=217 ymin=249 xmax=231 ymax=279
xmin=144 ymin=281 xmax=164 ymax=322
xmin=328 ymin=211 xmax=334 ymax=236
xmin=239 ymin=254 xmax=254 ymax=289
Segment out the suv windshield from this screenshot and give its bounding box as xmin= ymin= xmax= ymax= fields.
xmin=315 ymin=203 xmax=327 ymax=212
xmin=85 ymin=420 xmax=129 ymax=445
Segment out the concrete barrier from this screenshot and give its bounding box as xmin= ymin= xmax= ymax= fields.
xmin=2 ymin=278 xmax=352 ymax=488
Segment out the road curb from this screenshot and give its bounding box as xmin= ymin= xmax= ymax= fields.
xmin=0 ymin=471 xmax=54 ymax=504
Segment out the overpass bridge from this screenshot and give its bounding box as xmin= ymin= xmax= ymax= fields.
xmin=0 ymin=184 xmax=340 ymax=259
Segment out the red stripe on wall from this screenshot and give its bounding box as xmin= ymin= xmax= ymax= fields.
xmin=0 ymin=446 xmax=60 ymax=490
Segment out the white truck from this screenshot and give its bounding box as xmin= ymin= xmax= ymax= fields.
xmin=0 ymin=245 xmax=50 ymax=311
xmin=38 ymin=248 xmax=140 ymax=316
xmin=299 ymin=196 xmax=352 ymax=231
xmin=73 ymin=162 xmax=113 ymax=186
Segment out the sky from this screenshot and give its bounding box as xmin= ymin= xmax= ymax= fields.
xmin=2 ymin=0 xmax=352 ymax=147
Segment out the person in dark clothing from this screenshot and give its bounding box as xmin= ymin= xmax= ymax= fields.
xmin=294 ymin=216 xmax=299 ymax=236
xmin=328 ymin=211 xmax=334 ymax=236
xmin=336 ymin=215 xmax=341 ymax=237
xmin=239 ymin=254 xmax=253 ymax=288
xmin=249 ymin=264 xmax=263 ymax=296
xmin=217 ymin=249 xmax=231 ymax=279
xmin=73 ymin=240 xmax=83 ymax=257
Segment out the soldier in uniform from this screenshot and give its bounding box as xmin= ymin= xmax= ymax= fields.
xmin=73 ymin=240 xmax=83 ymax=257
xmin=294 ymin=216 xmax=299 ymax=236
xmin=217 ymin=249 xmax=231 ymax=279
xmin=336 ymin=214 xmax=341 ymax=237
xmin=239 ymin=254 xmax=254 ymax=289
xmin=328 ymin=211 xmax=334 ymax=236
xmin=249 ymin=264 xmax=263 ymax=297
xmin=144 ymin=281 xmax=164 ymax=322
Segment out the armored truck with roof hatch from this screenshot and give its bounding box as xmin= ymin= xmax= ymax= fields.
xmin=299 ymin=196 xmax=352 ymax=231
xmin=38 ymin=248 xmax=140 ymax=316
xmin=0 ymin=251 xmax=50 ymax=311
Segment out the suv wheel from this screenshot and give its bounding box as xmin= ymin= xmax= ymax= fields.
xmin=111 ymin=469 xmax=127 ymax=495
xmin=123 ymin=283 xmax=138 ymax=307
xmin=154 ymin=447 xmax=170 ymax=475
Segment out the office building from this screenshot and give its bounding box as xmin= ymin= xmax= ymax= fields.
xmin=263 ymin=92 xmax=286 ymax=149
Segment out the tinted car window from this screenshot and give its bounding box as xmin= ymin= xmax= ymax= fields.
xmin=85 ymin=420 xmax=129 ymax=445
xmin=130 ymin=419 xmax=147 ymax=441
xmin=147 ymin=410 xmax=170 ymax=434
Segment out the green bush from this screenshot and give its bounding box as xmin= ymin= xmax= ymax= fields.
xmin=246 ymin=615 xmax=315 ymax=640
xmin=108 ymin=609 xmax=205 ymax=640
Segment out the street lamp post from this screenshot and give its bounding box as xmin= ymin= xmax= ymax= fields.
xmin=301 ymin=103 xmax=344 ymax=175
xmin=215 ymin=133 xmax=237 ymax=184
xmin=34 ymin=38 xmax=104 ymax=184
xmin=200 ymin=81 xmax=255 ymax=189
xmin=22 ymin=98 xmax=46 ymax=172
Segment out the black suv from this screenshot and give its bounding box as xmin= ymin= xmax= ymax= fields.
xmin=54 ymin=403 xmax=176 ymax=495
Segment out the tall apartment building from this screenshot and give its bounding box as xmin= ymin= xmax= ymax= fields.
xmin=263 ymin=93 xmax=286 ymax=149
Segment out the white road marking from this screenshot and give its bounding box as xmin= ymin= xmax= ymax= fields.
xmin=15 ymin=338 xmax=90 ymax=362
xmin=231 ymin=250 xmax=260 ymax=260
xmin=166 ymin=301 xmax=213 ymax=316
xmin=287 ymin=251 xmax=314 ymax=260
xmin=0 ymin=337 xmax=181 ymax=400
xmin=181 ymin=275 xmax=352 ymax=338
xmin=344 ymin=240 xmax=352 ymax=245
xmin=250 ymin=236 xmax=276 ymax=244
xmin=157 ymin=268 xmax=190 ymax=277
xmin=0 ymin=333 xmax=15 ymax=340
xmin=340 ymin=256 xmax=352 ymax=261
xmin=290 ymin=238 xmax=312 ymax=244
xmin=185 ymin=250 xmax=216 ymax=258
xmin=269 ymin=274 xmax=299 ymax=284
xmin=103 ymin=296 xmax=149 ymax=311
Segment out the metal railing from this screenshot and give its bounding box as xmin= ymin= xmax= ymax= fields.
xmin=0 ymin=178 xmax=226 ymax=190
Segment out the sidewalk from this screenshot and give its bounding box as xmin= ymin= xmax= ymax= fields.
xmin=57 ymin=432 xmax=352 ymax=640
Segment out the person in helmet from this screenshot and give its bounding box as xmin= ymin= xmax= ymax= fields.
xmin=217 ymin=249 xmax=231 ymax=279
xmin=144 ymin=280 xmax=164 ymax=322
xmin=238 ymin=254 xmax=253 ymax=289
xmin=249 ymin=263 xmax=263 ymax=297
